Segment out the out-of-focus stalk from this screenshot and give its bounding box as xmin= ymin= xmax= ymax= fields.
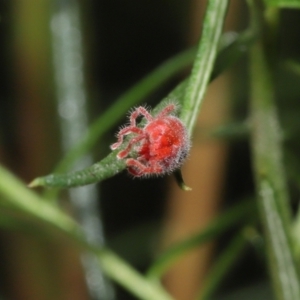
xmin=249 ymin=2 xmax=300 ymax=299
xmin=50 ymin=1 xmax=113 ymax=299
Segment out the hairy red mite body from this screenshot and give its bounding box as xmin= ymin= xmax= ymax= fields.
xmin=111 ymin=103 xmax=190 ymax=177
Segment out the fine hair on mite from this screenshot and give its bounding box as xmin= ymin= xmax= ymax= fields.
xmin=111 ymin=101 xmax=191 ymax=177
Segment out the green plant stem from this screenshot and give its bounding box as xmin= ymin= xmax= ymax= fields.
xmin=284 ymin=59 xmax=300 ymax=76
xmin=29 ymin=151 xmax=126 ymax=188
xmin=249 ymin=10 xmax=300 ymax=297
xmin=292 ymin=203 xmax=300 ymax=257
xmin=180 ymin=0 xmax=229 ymax=136
xmin=89 ymin=247 xmax=172 ymax=300
xmin=264 ymin=0 xmax=300 ymax=8
xmin=198 ymin=232 xmax=247 ymax=300
xmin=54 ymin=47 xmax=196 ymax=174
xmin=55 ymin=19 xmax=257 ymax=176
xmin=0 ymin=164 xmax=173 ymax=300
xmin=146 ymin=200 xmax=256 ymax=280
xmin=29 ymin=0 xmax=259 ymax=189
xmin=29 ymin=82 xmax=189 ymax=189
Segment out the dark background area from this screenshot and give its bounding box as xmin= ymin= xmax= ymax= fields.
xmin=0 ymin=1 xmax=300 ymax=299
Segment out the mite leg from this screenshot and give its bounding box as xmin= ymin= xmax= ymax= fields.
xmin=155 ymin=103 xmax=177 ymax=119
xmin=129 ymin=106 xmax=153 ymax=126
xmin=117 ymin=134 xmax=146 ymax=159
xmin=126 ymin=159 xmax=163 ymax=176
xmin=111 ymin=127 xmax=143 ymax=150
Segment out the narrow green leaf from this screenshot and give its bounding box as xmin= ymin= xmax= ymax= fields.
xmin=211 ymin=121 xmax=249 ymax=140
xmin=292 ymin=205 xmax=300 ymax=257
xmin=29 ymin=87 xmax=187 ymax=189
xmin=29 ymin=151 xmax=126 ymax=188
xmin=49 ymin=0 xmax=258 ymax=179
xmin=199 ymin=232 xmax=247 ymax=300
xmin=264 ymin=0 xmax=300 ymax=8
xmin=0 ymin=166 xmax=83 ymax=236
xmin=90 ymin=247 xmax=173 ymax=300
xmin=250 ymin=43 xmax=291 ymax=227
xmin=147 ymin=200 xmax=256 ymax=280
xmin=30 ymin=0 xmax=259 ymax=189
xmin=284 ymin=59 xmax=300 ymax=75
xmin=54 ymin=47 xmax=197 ymax=174
xmin=249 ymin=7 xmax=300 ymax=297
xmin=255 ymin=180 xmax=300 ymax=299
xmin=180 ymin=0 xmax=229 ymax=135
xmin=211 ymin=31 xmax=258 ymax=81
xmin=0 ymin=164 xmax=173 ymax=300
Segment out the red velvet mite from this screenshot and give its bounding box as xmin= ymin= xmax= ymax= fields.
xmin=110 ymin=103 xmax=191 ymax=177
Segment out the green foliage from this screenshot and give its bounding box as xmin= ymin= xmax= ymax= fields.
xmin=30 ymin=0 xmax=258 ymax=189
xmin=180 ymin=0 xmax=229 ymax=134
xmin=264 ymin=0 xmax=300 ymax=7
xmin=147 ymin=200 xmax=256 ymax=280
xmin=2 ymin=0 xmax=300 ymax=299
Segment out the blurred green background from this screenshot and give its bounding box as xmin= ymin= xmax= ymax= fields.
xmin=1 ymin=0 xmax=300 ymax=299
